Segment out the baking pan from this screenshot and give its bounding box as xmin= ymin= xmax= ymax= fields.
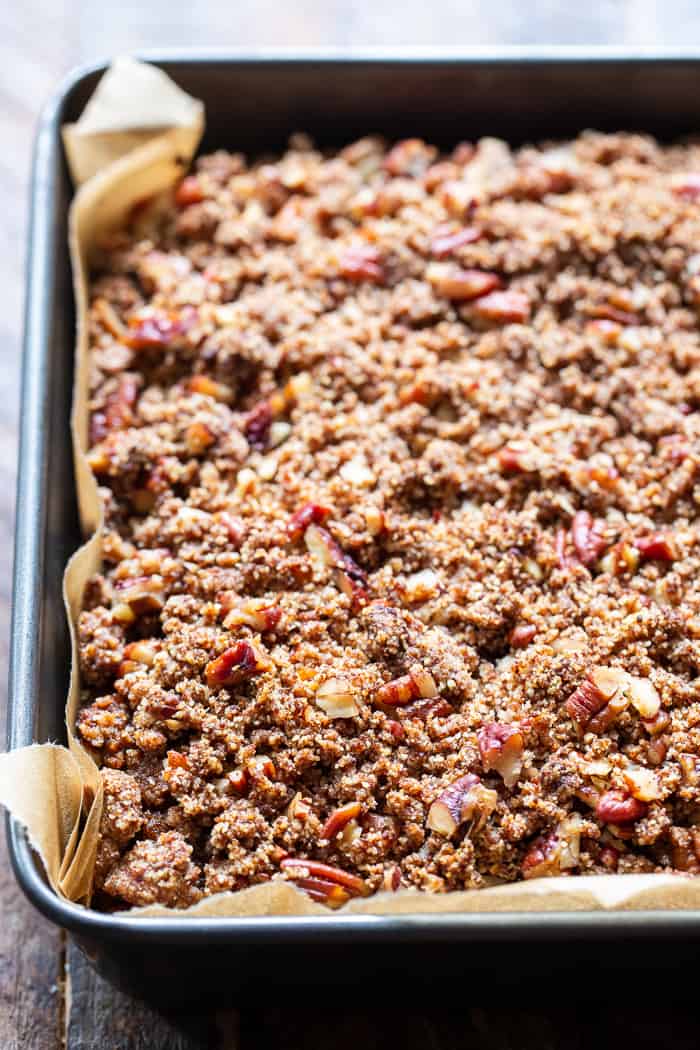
xmin=10 ymin=50 xmax=700 ymax=1007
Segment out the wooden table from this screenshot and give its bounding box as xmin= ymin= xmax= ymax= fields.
xmin=3 ymin=3 xmax=700 ymax=1046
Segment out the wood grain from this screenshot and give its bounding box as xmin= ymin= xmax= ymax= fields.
xmin=3 ymin=1 xmax=700 ymax=1046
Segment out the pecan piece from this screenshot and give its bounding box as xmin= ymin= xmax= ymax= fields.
xmin=205 ymin=641 xmax=270 ymax=688
xmin=566 ymin=676 xmax=610 ymax=729
xmin=595 ymin=790 xmax=647 ymax=825
xmin=244 ymin=400 xmax=273 ymax=451
xmin=184 ymin=421 xmax=215 ymax=456
xmin=321 ymin=802 xmax=363 ymax=840
xmin=280 ymin=858 xmax=369 ymax=904
xmin=316 ymin=678 xmax=359 ymax=719
xmin=375 ymin=667 xmax=438 ymax=707
xmin=126 ymin=308 xmax=197 ymax=350
xmin=402 ymin=696 xmax=453 ymax=721
xmin=429 ymin=224 xmax=482 ymax=258
xmin=188 ymin=375 xmax=233 ymax=402
xmin=571 ymin=510 xmax=607 ymax=567
xmin=471 ymin=289 xmax=530 ymax=324
xmin=671 ymin=172 xmax=700 ymax=199
xmin=384 ymin=138 xmax=436 ymax=177
xmin=427 ymin=774 xmax=498 ymax=836
xmin=509 ymin=624 xmax=536 ymax=648
xmin=521 ymin=814 xmax=583 ymax=879
xmin=287 ymin=503 xmax=332 ymax=541
xmin=426 ymin=262 xmax=502 ymax=301
xmin=223 ymin=599 xmax=282 ymax=633
xmin=339 ymin=245 xmax=385 ymax=284
xmin=477 ymin=723 xmax=524 ymax=787
xmin=634 ymin=532 xmax=677 ymax=563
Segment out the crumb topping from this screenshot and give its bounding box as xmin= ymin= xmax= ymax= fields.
xmin=79 ymin=131 xmax=700 ymax=909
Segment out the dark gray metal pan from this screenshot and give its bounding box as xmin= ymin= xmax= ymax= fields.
xmin=9 ymin=50 xmax=700 ymax=1006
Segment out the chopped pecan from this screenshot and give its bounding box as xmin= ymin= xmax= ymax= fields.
xmin=339 ymin=245 xmax=385 ymax=284
xmin=634 ymin=532 xmax=677 ymax=563
xmin=375 ymin=667 xmax=438 ymax=707
xmin=188 ymin=375 xmax=233 ymax=402
xmin=184 ymin=421 xmax=215 ymax=456
xmin=521 ymin=815 xmax=583 ymax=879
xmin=244 ymin=401 xmax=273 ymax=450
xmin=571 ymin=510 xmax=607 ymax=567
xmin=402 ymin=696 xmax=453 ymax=721
xmin=426 ymin=262 xmax=502 ymax=301
xmin=280 ymin=858 xmax=369 ymax=905
xmin=599 ymin=541 xmax=640 ymax=576
xmin=384 ymin=138 xmax=436 ymax=177
xmin=477 ymin=723 xmax=524 ymax=787
xmin=595 ymin=790 xmax=647 ymax=825
xmin=223 ymin=599 xmax=282 ymax=633
xmin=429 ymin=224 xmax=482 ymax=258
xmin=205 ymin=641 xmax=270 ymax=688
xmin=316 ymin=678 xmax=359 ymax=719
xmin=427 ymin=774 xmax=497 ymax=836
xmin=589 ymin=303 xmax=639 ymax=326
xmin=566 ymin=675 xmax=610 ymax=729
xmin=321 ymin=801 xmax=363 ymax=840
xmin=471 ymin=289 xmax=530 ymax=324
xmin=509 ymin=624 xmax=537 ymax=648
xmin=126 ymin=308 xmax=197 ymax=350
xmin=671 ymin=172 xmax=700 ymax=199
xmin=287 ymin=503 xmax=332 ymax=541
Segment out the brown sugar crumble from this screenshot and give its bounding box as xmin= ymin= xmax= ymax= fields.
xmin=78 ymin=131 xmax=700 ymax=910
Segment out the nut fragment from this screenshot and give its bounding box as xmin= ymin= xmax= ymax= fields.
xmin=471 ymin=289 xmax=530 ymax=324
xmin=571 ymin=510 xmax=607 ymax=567
xmin=280 ymin=858 xmax=369 ymax=905
xmin=244 ymin=401 xmax=273 ymax=450
xmin=426 ymin=262 xmax=502 ymax=301
xmin=223 ymin=599 xmax=282 ymax=633
xmin=566 ymin=677 xmax=609 ymax=728
xmin=627 ymin=676 xmax=661 ymax=719
xmin=287 ymin=792 xmax=313 ymax=823
xmin=477 ymin=723 xmax=524 ymax=787
xmin=316 ymin=678 xmax=359 ymax=718
xmin=188 ymin=375 xmax=233 ymax=402
xmin=429 ymin=224 xmax=482 ymax=258
xmin=509 ymin=624 xmax=536 ymax=648
xmin=321 ymin=801 xmax=363 ymax=840
xmin=126 ymin=308 xmax=197 ymax=350
xmin=175 ymin=175 xmax=205 ymax=207
xmin=634 ymin=532 xmax=677 ymax=563
xmin=671 ymin=172 xmax=700 ymax=199
xmin=402 ymin=569 xmax=441 ymax=603
xmin=205 ymin=641 xmax=270 ymax=687
xmin=339 ymin=245 xmax=385 ymax=284
xmin=375 ymin=667 xmax=437 ymax=707
xmin=521 ymin=815 xmax=584 ymax=879
xmin=427 ymin=774 xmax=497 ymax=836
xmin=287 ymin=503 xmax=332 ymax=541
xmin=595 ymin=790 xmax=648 ymax=825
xmin=621 ymin=763 xmax=662 ymax=802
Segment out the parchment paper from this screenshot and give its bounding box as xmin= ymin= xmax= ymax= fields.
xmin=2 ymin=56 xmax=700 ymax=917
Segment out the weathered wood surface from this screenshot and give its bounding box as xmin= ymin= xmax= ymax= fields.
xmin=3 ymin=1 xmax=700 ymax=1046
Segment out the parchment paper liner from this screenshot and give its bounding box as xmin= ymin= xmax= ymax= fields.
xmin=3 ymin=56 xmax=700 ymax=918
